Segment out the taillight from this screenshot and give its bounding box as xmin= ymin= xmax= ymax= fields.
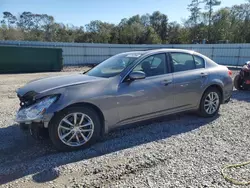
xmin=228 ymin=70 xmax=232 ymax=77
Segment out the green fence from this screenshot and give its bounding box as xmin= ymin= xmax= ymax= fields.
xmin=0 ymin=46 xmax=63 ymax=73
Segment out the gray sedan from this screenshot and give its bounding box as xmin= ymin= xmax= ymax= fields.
xmin=16 ymin=49 xmax=233 ymax=151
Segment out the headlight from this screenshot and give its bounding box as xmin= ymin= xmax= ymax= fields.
xmin=16 ymin=95 xmax=58 ymax=122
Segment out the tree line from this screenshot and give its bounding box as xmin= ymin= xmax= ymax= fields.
xmin=1 ymin=0 xmax=250 ymax=44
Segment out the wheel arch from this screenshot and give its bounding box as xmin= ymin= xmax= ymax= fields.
xmin=50 ymin=102 xmax=106 ymax=135
xmin=202 ymin=84 xmax=224 ymax=103
xmin=198 ymin=84 xmax=223 ymax=117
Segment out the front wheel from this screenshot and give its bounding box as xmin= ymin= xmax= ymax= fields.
xmin=48 ymin=107 xmax=101 ymax=152
xmin=198 ymin=87 xmax=222 ymax=117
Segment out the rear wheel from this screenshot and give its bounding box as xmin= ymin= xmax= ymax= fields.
xmin=198 ymin=87 xmax=221 ymax=117
xmin=234 ymin=74 xmax=243 ymax=90
xmin=48 ymin=107 xmax=101 ymax=152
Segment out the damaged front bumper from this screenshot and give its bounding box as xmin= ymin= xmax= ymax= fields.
xmin=16 ymin=113 xmax=53 ymax=128
xmin=16 ymin=94 xmax=58 ymax=128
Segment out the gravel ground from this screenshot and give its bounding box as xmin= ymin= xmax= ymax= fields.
xmin=0 ymin=68 xmax=250 ymax=188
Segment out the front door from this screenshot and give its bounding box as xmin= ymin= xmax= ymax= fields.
xmin=116 ymin=53 xmax=174 ymax=125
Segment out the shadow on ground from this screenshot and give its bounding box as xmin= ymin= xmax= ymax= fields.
xmin=0 ymin=113 xmax=219 ymax=185
xmin=231 ymin=90 xmax=250 ymax=102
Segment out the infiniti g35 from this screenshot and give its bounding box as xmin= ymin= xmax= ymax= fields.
xmin=16 ymin=49 xmax=233 ymax=151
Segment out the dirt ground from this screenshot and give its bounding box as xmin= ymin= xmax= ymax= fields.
xmin=1 ymin=68 xmax=250 ymax=188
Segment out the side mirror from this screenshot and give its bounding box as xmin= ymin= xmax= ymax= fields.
xmin=129 ymin=71 xmax=146 ymax=81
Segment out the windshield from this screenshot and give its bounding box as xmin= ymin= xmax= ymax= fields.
xmin=86 ymin=52 xmax=143 ymax=78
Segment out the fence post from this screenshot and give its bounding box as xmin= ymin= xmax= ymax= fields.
xmin=109 ymin=46 xmax=111 ymax=57
xmin=237 ymin=47 xmax=241 ymax=67
xmin=84 ymin=44 xmax=87 ymax=65
xmin=211 ymin=47 xmax=214 ymax=60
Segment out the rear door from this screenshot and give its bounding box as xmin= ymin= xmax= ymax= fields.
xmin=169 ymin=52 xmax=209 ymax=110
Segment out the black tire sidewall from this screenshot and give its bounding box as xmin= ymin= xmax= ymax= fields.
xmin=234 ymin=74 xmax=242 ymax=90
xmin=199 ymin=88 xmax=222 ymax=118
xmin=49 ymin=106 xmax=101 ymax=152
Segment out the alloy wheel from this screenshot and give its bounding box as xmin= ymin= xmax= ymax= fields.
xmin=204 ymin=92 xmax=220 ymax=115
xmin=58 ymin=113 xmax=94 ymax=147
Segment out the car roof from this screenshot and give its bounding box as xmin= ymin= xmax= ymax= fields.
xmin=145 ymin=48 xmax=196 ymax=54
xmin=118 ymin=51 xmax=147 ymax=55
xmin=120 ymin=49 xmax=197 ymax=55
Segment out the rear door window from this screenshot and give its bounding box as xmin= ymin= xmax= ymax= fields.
xmin=170 ymin=53 xmax=196 ymax=72
xmin=194 ymin=55 xmax=205 ymax=69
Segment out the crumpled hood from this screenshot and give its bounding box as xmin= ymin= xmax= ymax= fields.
xmin=17 ymin=73 xmax=105 ymax=97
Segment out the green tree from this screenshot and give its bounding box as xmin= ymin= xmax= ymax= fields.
xmin=1 ymin=12 xmax=17 ymax=28
xmin=203 ymin=0 xmax=221 ymax=41
xmin=188 ymin=0 xmax=201 ymax=26
xmin=41 ymin=14 xmax=55 ymax=41
xmin=118 ymin=22 xmax=144 ymax=44
xmin=230 ymin=2 xmax=250 ymax=42
xmin=143 ymin=26 xmax=161 ymax=44
xmin=168 ymin=22 xmax=182 ymax=44
xmin=141 ymin=14 xmax=151 ymax=27
xmin=85 ymin=20 xmax=115 ymax=43
xmin=118 ymin=15 xmax=148 ymax=44
xmin=2 ymin=2 xmax=250 ymax=45
xmin=52 ymin=23 xmax=76 ymax=42
xmin=211 ymin=8 xmax=232 ymax=42
xmin=150 ymin=11 xmax=168 ymax=43
xmin=187 ymin=0 xmax=201 ymax=40
xmin=0 ymin=12 xmax=24 ymax=40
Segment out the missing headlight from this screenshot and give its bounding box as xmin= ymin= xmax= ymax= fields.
xmin=16 ymin=95 xmax=58 ymax=122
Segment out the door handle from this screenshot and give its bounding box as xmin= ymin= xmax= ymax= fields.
xmin=162 ymin=79 xmax=172 ymax=86
xmin=201 ymin=72 xmax=208 ymax=78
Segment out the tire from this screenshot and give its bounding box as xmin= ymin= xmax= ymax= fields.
xmin=234 ymin=74 xmax=243 ymax=90
xmin=224 ymin=97 xmax=231 ymax=103
xmin=198 ymin=87 xmax=222 ymax=118
xmin=30 ymin=124 xmax=49 ymax=140
xmin=19 ymin=123 xmax=29 ymax=131
xmin=48 ymin=106 xmax=101 ymax=152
